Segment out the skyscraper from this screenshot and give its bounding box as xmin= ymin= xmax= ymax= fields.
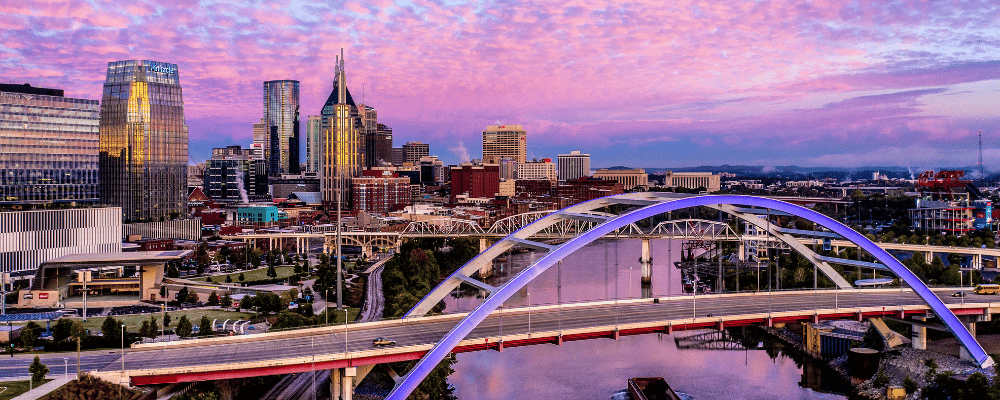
xmin=99 ymin=60 xmax=188 ymax=222
xmin=374 ymin=123 xmax=393 ymax=166
xmin=306 ymin=115 xmax=322 ymax=173
xmin=263 ymin=80 xmax=300 ymax=176
xmin=252 ymin=118 xmax=268 ymax=163
xmin=482 ymin=124 xmax=526 ymax=163
xmin=402 ymin=141 xmax=430 ymax=164
xmin=558 ymin=150 xmax=591 ymax=181
xmin=0 ymin=84 xmax=100 ymax=208
xmin=321 ymin=52 xmax=363 ymax=207
xmin=358 ymin=103 xmax=378 ymax=168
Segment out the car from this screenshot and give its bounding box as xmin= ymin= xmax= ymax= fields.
xmin=952 ymin=291 xmax=967 ymax=297
xmin=372 ymin=337 xmax=396 ymax=347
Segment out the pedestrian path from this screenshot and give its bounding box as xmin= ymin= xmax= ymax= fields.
xmin=11 ymin=375 xmax=72 ymax=400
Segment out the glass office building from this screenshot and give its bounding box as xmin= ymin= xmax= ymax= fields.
xmin=99 ymin=60 xmax=188 ymax=222
xmin=263 ymin=80 xmax=300 ymax=176
xmin=0 ymin=84 xmax=100 ymax=207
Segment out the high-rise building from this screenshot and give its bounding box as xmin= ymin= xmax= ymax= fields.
xmin=306 ymin=115 xmax=322 ymax=173
xmin=351 ymin=170 xmax=411 ymax=213
xmin=358 ymin=104 xmax=379 ymax=168
xmin=99 ymin=60 xmax=188 ymax=222
xmin=0 ymin=84 xmax=100 ymax=208
xmin=403 ymin=141 xmax=430 ymax=164
xmin=321 ymin=52 xmax=363 ymax=208
xmin=482 ymin=124 xmax=526 ymax=163
xmin=391 ymin=147 xmax=406 ymax=166
xmin=419 ymin=156 xmax=445 ymax=185
xmin=450 ymin=163 xmax=500 ymax=202
xmin=252 ymin=118 xmax=268 ymax=162
xmin=558 ymin=150 xmax=590 ymax=181
xmin=205 ymin=146 xmax=268 ymax=203
xmin=263 ymin=80 xmax=300 ymax=176
xmin=374 ymin=123 xmax=393 ymax=166
xmin=517 ymin=158 xmax=557 ymax=182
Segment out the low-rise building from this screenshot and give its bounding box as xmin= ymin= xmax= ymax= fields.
xmin=236 ymin=205 xmax=288 ymax=228
xmin=516 ymin=158 xmax=557 ymax=182
xmin=594 ymin=167 xmax=648 ymax=191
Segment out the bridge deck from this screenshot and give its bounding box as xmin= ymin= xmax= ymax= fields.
xmin=98 ymin=288 xmax=998 ymax=385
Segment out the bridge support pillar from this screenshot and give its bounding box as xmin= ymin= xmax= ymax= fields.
xmin=479 ymin=238 xmax=489 ymax=253
xmin=341 ymin=367 xmax=357 ymax=400
xmin=640 ymin=238 xmax=652 ymax=284
xmin=912 ymin=316 xmax=927 ymax=350
xmin=331 ymin=368 xmax=341 ymax=400
xmin=737 ymin=242 xmax=745 ymax=261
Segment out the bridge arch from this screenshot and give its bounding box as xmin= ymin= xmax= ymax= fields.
xmin=387 ymin=194 xmax=993 ymax=399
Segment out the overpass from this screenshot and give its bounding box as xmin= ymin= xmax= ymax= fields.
xmin=94 ymin=289 xmax=995 ymax=390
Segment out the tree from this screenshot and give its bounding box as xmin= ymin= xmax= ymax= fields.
xmin=207 ymin=291 xmax=220 ymax=306
xmin=256 ymin=293 xmax=282 ymax=314
xmin=238 ymin=273 xmax=245 ymax=282
xmin=225 ymin=275 xmax=233 ymax=284
xmin=163 ymin=312 xmax=172 ymax=327
xmin=167 ymin=266 xmax=180 ymax=278
xmin=199 ymin=316 xmax=213 ymax=336
xmin=176 ymin=287 xmax=190 ymax=303
xmin=19 ymin=322 xmax=40 ymax=349
xmin=241 ymin=295 xmax=257 ymax=312
xmin=220 ymin=292 xmax=233 ymax=308
xmin=903 ymin=376 xmax=918 ymax=395
xmin=52 ymin=318 xmax=74 ymax=343
xmin=175 ymin=315 xmax=193 ymax=337
xmin=267 ymin=264 xmax=278 ymax=279
xmin=143 ymin=316 xmax=159 ymax=338
xmin=101 ymin=317 xmax=121 ymax=343
xmin=28 ymin=355 xmax=48 ymax=384
xmin=196 ymin=242 xmax=210 ymax=274
xmin=186 ymin=291 xmax=200 ymax=304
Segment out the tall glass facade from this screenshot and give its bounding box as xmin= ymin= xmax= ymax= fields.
xmin=0 ymin=87 xmax=100 ymax=207
xmin=263 ymin=80 xmax=300 ymax=176
xmin=321 ymin=59 xmax=363 ymax=208
xmin=306 ymin=115 xmax=322 ymax=173
xmin=99 ymin=60 xmax=188 ymax=222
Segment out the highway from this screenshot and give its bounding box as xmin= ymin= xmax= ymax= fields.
xmin=87 ymin=288 xmax=997 ymax=385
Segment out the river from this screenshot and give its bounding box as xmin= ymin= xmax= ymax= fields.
xmin=443 ymin=239 xmax=852 ymax=400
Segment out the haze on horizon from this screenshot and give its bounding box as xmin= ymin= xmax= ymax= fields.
xmin=2 ymin=0 xmax=998 ymax=170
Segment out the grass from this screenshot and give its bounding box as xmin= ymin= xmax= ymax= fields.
xmin=74 ymin=309 xmax=253 ymax=333
xmin=194 ymin=266 xmax=296 ymax=284
xmin=0 ymin=379 xmax=52 ymax=400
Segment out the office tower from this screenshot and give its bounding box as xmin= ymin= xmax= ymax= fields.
xmin=306 ymin=115 xmax=322 ymax=173
xmin=482 ymin=124 xmax=526 ymax=163
xmin=263 ymin=80 xmax=300 ymax=176
xmin=558 ymin=150 xmax=591 ymax=181
xmin=374 ymin=123 xmax=393 ymax=166
xmin=450 ymin=163 xmax=500 ymax=202
xmin=99 ymin=60 xmax=188 ymax=222
xmin=391 ymin=147 xmax=406 ymax=165
xmin=205 ymin=146 xmax=268 ymax=203
xmin=321 ymin=52 xmax=363 ymax=207
xmin=358 ymin=103 xmax=378 ymax=168
xmin=252 ymin=118 xmax=268 ymax=162
xmin=517 ymin=158 xmax=557 ymax=182
xmin=0 ymin=84 xmax=100 ymax=207
xmin=351 ymin=170 xmax=411 ymax=213
xmin=419 ymin=156 xmax=445 ymax=185
xmin=403 ymin=141 xmax=430 ymax=164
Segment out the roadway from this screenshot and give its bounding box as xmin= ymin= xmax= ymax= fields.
xmin=88 ymin=288 xmax=998 ymax=385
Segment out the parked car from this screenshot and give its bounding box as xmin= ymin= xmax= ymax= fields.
xmin=372 ymin=337 xmax=396 ymax=347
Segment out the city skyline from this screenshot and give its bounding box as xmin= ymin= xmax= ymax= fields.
xmin=2 ymin=1 xmax=999 ymax=169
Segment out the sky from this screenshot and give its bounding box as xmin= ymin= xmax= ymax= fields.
xmin=2 ymin=0 xmax=999 ymax=170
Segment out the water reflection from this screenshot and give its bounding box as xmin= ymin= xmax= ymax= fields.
xmin=445 ymin=239 xmax=854 ymax=399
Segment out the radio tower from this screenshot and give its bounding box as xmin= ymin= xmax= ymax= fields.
xmin=979 ymin=129 xmax=985 ymax=180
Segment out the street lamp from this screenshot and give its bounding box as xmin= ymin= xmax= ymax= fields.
xmin=325 ymin=288 xmax=330 ymax=327
xmin=343 ymin=309 xmax=349 ymax=358
xmin=63 ymin=357 xmax=68 ymax=381
xmin=120 ymin=324 xmax=126 ymax=393
xmin=527 ymin=291 xmax=531 ymax=336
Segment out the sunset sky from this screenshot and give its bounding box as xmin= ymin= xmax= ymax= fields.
xmin=3 ymin=1 xmax=999 ymax=169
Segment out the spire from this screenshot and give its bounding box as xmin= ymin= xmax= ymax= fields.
xmin=338 ymin=48 xmax=347 ymax=105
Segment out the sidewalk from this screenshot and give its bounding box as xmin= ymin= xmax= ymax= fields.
xmin=10 ymin=375 xmax=72 ymax=400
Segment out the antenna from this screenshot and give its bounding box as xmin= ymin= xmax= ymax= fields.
xmin=979 ymin=129 xmax=985 ymax=180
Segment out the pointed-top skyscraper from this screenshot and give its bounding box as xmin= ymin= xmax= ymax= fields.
xmin=321 ymin=50 xmax=363 ymax=208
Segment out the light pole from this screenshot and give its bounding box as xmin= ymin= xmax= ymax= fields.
xmin=343 ymin=309 xmax=349 ymax=358
xmin=63 ymin=357 xmax=68 ymax=381
xmin=325 ymin=288 xmax=330 ymax=327
xmin=527 ymin=291 xmax=531 ymax=336
xmin=120 ymin=324 xmax=126 ymax=393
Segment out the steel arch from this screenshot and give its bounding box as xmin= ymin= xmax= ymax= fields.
xmin=386 ymin=195 xmax=993 ymax=399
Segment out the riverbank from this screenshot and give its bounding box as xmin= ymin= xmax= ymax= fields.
xmin=763 ymin=323 xmax=997 ymax=400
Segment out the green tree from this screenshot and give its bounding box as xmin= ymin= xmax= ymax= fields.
xmin=225 ymin=275 xmax=233 ymax=284
xmin=266 ymin=264 xmax=278 ymax=279
xmin=19 ymin=321 xmax=40 ymax=348
xmin=52 ymin=318 xmax=74 ymax=343
xmin=196 ymin=242 xmax=210 ymax=274
xmin=28 ymin=355 xmax=48 ymax=384
xmin=903 ymin=376 xmax=918 ymax=395
xmin=220 ymin=292 xmax=233 ymax=308
xmin=101 ymin=316 xmax=121 ymax=343
xmin=167 ymin=266 xmax=180 ymax=278
xmin=239 ymin=273 xmax=245 ymax=282
xmin=163 ymin=312 xmax=172 ymax=327
xmin=186 ymin=291 xmax=200 ymax=304
xmin=241 ymin=295 xmax=257 ymax=312
xmin=256 ymin=293 xmax=283 ymax=314
xmin=199 ymin=316 xmax=213 ymax=336
xmin=207 ymin=291 xmax=220 ymax=306
xmin=176 ymin=315 xmax=193 ymax=337
xmin=143 ymin=316 xmax=159 ymax=338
